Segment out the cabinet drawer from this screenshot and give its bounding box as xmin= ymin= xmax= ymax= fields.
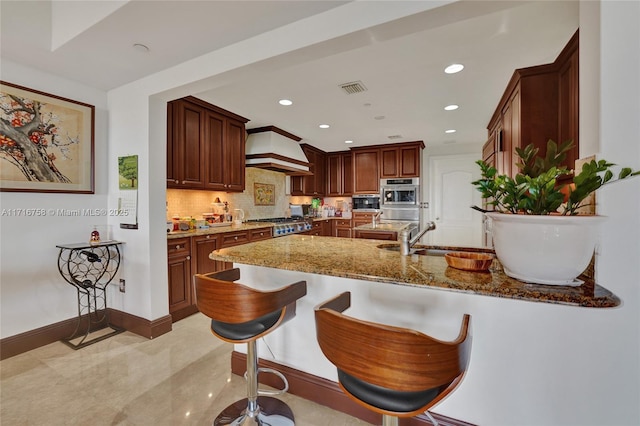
xmin=220 ymin=231 xmax=250 ymax=248
xmin=168 ymin=238 xmax=191 ymax=257
xmin=334 ymin=219 xmax=352 ymax=228
xmin=250 ymin=227 xmax=272 ymax=241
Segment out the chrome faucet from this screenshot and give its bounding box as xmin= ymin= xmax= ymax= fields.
xmin=372 ymin=211 xmax=383 ymax=227
xmin=399 ymin=221 xmax=436 ymax=255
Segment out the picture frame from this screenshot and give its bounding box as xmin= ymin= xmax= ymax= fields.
xmin=254 ymin=182 xmax=275 ymax=205
xmin=0 ymin=81 xmax=95 ymax=193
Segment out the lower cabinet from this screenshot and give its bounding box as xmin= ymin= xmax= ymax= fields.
xmin=168 ymin=227 xmax=272 ymax=322
xmin=310 ymin=219 xmax=332 ymax=236
xmin=353 ymin=229 xmax=397 ymax=241
xmin=333 ymin=219 xmax=352 ymax=238
xmin=167 ymin=238 xmax=197 ymax=322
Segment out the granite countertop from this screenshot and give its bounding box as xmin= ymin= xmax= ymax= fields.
xmin=167 ymin=222 xmax=273 ymax=240
xmin=208 ymin=235 xmax=620 ymax=308
xmin=352 ymin=221 xmax=415 ymax=232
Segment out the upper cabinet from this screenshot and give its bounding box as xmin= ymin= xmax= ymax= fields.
xmin=290 ymin=144 xmax=327 ymax=196
xmin=487 ymin=30 xmax=579 ymax=177
xmin=167 ymin=96 xmax=249 ymax=191
xmin=352 ymin=141 xmax=424 ymax=194
xmin=351 ymin=147 xmax=380 ymax=194
xmin=380 ymin=142 xmax=423 ymax=179
xmin=326 ymin=151 xmax=353 ymax=196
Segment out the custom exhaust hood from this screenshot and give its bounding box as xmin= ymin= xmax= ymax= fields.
xmin=245 ymin=126 xmax=312 ymax=175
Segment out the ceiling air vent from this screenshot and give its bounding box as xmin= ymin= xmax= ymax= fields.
xmin=387 ymin=135 xmax=403 ymax=140
xmin=339 ymin=81 xmax=367 ymax=94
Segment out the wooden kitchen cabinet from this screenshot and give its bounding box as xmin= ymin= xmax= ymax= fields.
xmin=310 ymin=219 xmax=332 ymax=236
xmin=352 ymin=212 xmax=375 ymax=228
xmin=167 ymin=96 xmax=249 ymax=191
xmin=168 ymin=226 xmax=272 ymax=322
xmin=290 ymin=144 xmax=327 ymax=196
xmin=333 ymin=218 xmax=352 ymax=238
xmin=326 ymin=151 xmax=353 ymax=196
xmin=167 ymin=238 xmax=197 ymax=322
xmin=352 ymin=148 xmax=380 ymax=194
xmin=486 ymin=30 xmax=579 ymax=178
xmin=192 ymin=234 xmax=228 ymax=275
xmin=354 ymin=229 xmax=397 ymax=241
xmin=380 ymin=141 xmax=424 ymax=179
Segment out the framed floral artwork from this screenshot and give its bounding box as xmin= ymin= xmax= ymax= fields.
xmin=254 ymin=182 xmax=275 ymax=205
xmin=0 ymin=81 xmax=95 ymax=193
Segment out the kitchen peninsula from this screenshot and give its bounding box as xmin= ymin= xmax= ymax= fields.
xmin=209 ymin=235 xmax=618 ymax=307
xmin=207 ymin=235 xmax=621 ymax=424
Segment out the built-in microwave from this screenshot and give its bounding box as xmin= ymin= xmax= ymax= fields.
xmin=352 ymin=194 xmax=380 ymax=211
xmin=380 ymin=178 xmax=419 ymax=206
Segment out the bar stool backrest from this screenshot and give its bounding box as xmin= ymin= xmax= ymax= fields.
xmin=314 ymin=291 xmax=472 ymax=417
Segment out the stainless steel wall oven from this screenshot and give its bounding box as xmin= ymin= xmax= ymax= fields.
xmin=380 ymin=178 xmax=420 ymax=222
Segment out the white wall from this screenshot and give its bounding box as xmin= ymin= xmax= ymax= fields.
xmin=1 ymin=1 xmax=638 ymax=424
xmin=0 ymin=61 xmax=111 ymax=337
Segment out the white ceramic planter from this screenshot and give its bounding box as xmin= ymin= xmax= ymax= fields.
xmin=486 ymin=213 xmax=605 ymax=285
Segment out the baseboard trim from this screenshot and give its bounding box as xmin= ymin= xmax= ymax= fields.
xmin=108 ymin=309 xmax=173 ymax=339
xmin=231 ymin=351 xmax=475 ymax=426
xmin=0 ymin=309 xmax=172 ymax=360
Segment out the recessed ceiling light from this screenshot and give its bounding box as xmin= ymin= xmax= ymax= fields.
xmin=445 ymin=129 xmax=456 ymax=133
xmin=133 ymin=43 xmax=150 ymax=53
xmin=444 ymin=104 xmax=459 ymax=111
xmin=319 ymin=124 xmax=330 ymax=129
xmin=345 ymin=140 xmax=353 ymax=144
xmin=444 ymin=63 xmax=464 ymax=74
xmin=278 ymin=99 xmax=292 ymax=106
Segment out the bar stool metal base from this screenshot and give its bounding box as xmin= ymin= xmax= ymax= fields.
xmin=214 ymin=396 xmax=294 ymax=426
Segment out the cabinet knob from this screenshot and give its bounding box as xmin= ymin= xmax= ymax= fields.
xmin=175 ymin=245 xmax=181 ymax=249
xmin=206 ymin=235 xmax=210 ymax=239
xmin=234 ymin=236 xmax=238 ymax=240
xmin=174 ymin=180 xmax=179 ymax=184
xmin=186 ymin=255 xmax=191 ymax=260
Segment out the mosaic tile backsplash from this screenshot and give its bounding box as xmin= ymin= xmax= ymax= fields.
xmin=166 ymin=168 xmax=313 ymax=221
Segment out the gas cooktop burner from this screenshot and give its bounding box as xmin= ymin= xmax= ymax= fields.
xmin=247 ymin=216 xmax=312 ymax=236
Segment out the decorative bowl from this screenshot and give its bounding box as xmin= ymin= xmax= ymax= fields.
xmin=445 ymin=252 xmax=494 ymax=272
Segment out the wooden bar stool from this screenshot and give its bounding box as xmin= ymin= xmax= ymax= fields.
xmin=314 ymin=292 xmax=471 ymax=426
xmin=195 ymin=268 xmax=307 ymax=426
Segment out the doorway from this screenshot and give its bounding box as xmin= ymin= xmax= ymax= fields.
xmin=425 ymin=154 xmax=484 ymax=247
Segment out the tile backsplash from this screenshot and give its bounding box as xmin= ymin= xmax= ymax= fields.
xmin=167 ymin=168 xmax=302 ymax=221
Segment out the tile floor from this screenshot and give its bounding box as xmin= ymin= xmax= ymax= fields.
xmin=0 ymin=313 xmax=369 ymax=425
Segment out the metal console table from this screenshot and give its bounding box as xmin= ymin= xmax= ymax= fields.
xmin=56 ymin=241 xmax=124 ymax=349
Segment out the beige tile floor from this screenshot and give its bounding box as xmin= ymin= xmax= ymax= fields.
xmin=0 ymin=313 xmax=369 ymax=425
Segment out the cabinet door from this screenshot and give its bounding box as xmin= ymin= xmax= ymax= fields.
xmin=353 ymin=149 xmax=380 ymax=194
xmin=290 ymin=176 xmax=304 ymax=196
xmin=169 ymin=100 xmax=205 ymax=189
xmin=168 ymin=254 xmax=192 ymax=314
xmin=380 ymin=148 xmax=398 ymax=179
xmin=192 ymin=234 xmax=222 ymax=275
xmin=558 ymin=48 xmax=579 ymax=171
xmin=225 ymin=119 xmax=246 ymax=192
xmin=204 ymin=110 xmax=226 ymax=190
xmin=342 ymin=152 xmax=353 ymax=195
xmin=326 ymin=154 xmax=342 ymax=196
xmin=399 ymin=145 xmax=420 ymax=177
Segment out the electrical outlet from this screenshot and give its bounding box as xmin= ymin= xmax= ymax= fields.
xmin=119 ymin=279 xmax=125 ymax=293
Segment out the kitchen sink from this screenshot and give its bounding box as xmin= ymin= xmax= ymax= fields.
xmin=376 ymin=244 xmax=449 ymax=256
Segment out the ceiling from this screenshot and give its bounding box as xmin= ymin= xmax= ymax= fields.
xmin=1 ymin=1 xmax=579 ymax=153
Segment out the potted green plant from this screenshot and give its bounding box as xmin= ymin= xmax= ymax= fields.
xmin=473 ymin=140 xmax=639 ymax=285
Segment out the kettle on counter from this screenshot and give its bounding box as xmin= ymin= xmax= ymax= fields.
xmin=234 ymin=209 xmax=245 ymax=225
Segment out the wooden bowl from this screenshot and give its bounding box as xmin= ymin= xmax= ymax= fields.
xmin=445 ymin=252 xmax=494 ymax=272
